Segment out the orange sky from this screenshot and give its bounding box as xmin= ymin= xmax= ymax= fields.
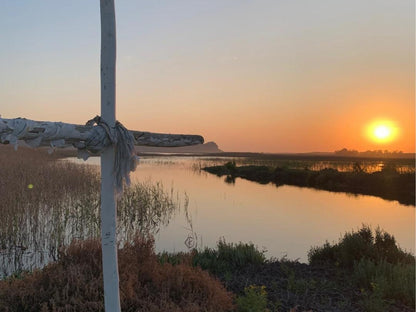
xmin=0 ymin=1 xmax=414 ymax=153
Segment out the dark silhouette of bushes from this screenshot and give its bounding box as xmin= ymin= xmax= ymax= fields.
xmin=236 ymin=166 xmax=273 ymax=184
xmin=274 ymin=167 xmax=310 ymax=187
xmin=203 ymin=164 xmax=415 ymax=205
xmin=0 ymin=237 xmax=235 ymax=312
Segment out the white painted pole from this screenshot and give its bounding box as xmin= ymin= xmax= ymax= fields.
xmin=99 ymin=1 xmax=121 ymax=311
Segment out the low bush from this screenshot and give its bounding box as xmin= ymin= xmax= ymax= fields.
xmin=159 ymin=240 xmax=266 ymax=277
xmin=353 ymin=258 xmax=415 ymax=307
xmin=192 ymin=239 xmax=266 ymax=276
xmin=0 ymin=237 xmax=235 ymax=312
xmin=308 ymin=225 xmax=414 ymax=268
xmin=308 ymin=226 xmax=415 ymax=309
xmin=236 ymin=285 xmax=268 ymax=312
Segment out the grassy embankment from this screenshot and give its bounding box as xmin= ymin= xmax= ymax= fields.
xmin=203 ymin=161 xmax=415 ymax=205
xmin=0 ymin=227 xmax=414 ymax=312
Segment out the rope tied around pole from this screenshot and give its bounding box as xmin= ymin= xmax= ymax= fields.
xmin=83 ymin=116 xmax=137 ymax=193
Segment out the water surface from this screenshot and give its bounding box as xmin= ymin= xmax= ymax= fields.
xmin=78 ymin=156 xmax=415 ymax=262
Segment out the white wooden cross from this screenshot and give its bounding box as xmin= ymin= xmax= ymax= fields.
xmin=0 ymin=1 xmax=203 ymax=311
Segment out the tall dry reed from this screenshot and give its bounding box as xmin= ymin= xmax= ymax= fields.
xmin=0 ymin=145 xmax=100 ymax=276
xmin=0 ymin=145 xmax=184 ymax=277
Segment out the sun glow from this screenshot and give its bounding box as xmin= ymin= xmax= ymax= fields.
xmin=367 ymin=121 xmax=398 ymax=143
xmin=374 ymin=125 xmax=391 ymax=140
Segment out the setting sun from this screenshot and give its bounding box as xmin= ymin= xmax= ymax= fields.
xmin=374 ymin=125 xmax=391 ymax=140
xmin=367 ymin=121 xmax=398 ymax=144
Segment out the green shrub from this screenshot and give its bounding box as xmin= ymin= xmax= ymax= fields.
xmin=307 ymin=241 xmax=339 ymax=265
xmin=158 ymin=250 xmax=193 ymax=266
xmin=236 ymin=285 xmax=268 ymax=312
xmin=308 ymin=225 xmax=414 ymax=268
xmin=373 ymin=228 xmax=413 ymax=264
xmin=193 ymin=239 xmax=266 ymax=275
xmin=308 ymin=226 xmax=415 ymax=309
xmin=157 ymin=239 xmax=266 ymax=277
xmin=353 ymin=258 xmax=415 ymax=307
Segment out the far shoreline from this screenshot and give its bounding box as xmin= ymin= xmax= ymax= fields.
xmin=136 ymin=151 xmax=415 ymax=161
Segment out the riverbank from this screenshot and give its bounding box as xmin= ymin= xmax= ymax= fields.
xmin=1 ymin=227 xmax=414 ymax=312
xmin=203 ymin=162 xmax=415 ymax=206
xmin=0 ymin=146 xmax=414 ymax=311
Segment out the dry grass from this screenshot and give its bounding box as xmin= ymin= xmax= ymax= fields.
xmin=0 ymin=145 xmax=100 ymax=276
xmin=0 ymin=236 xmax=235 ymax=312
xmin=0 ymin=145 xmax=184 ymax=278
xmin=0 ymin=145 xmax=98 ymax=208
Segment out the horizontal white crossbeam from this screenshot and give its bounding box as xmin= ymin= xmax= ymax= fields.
xmin=0 ymin=117 xmax=204 ymax=151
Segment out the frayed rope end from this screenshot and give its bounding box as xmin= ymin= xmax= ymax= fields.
xmin=81 ymin=116 xmax=138 ymax=195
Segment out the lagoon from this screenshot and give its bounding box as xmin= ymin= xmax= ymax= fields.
xmin=74 ymin=155 xmax=415 ymax=262
xmin=2 ymin=154 xmax=413 ymax=278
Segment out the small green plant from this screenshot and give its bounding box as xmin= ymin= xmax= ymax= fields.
xmin=353 ymin=258 xmax=415 ymax=307
xmin=281 ymin=262 xmax=316 ymax=295
xmin=358 ymin=281 xmax=388 ymax=312
xmin=236 ymin=285 xmax=268 ymax=312
xmin=193 ymin=239 xmax=266 ymax=276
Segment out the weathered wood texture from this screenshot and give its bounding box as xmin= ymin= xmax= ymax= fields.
xmin=0 ymin=117 xmax=204 ymax=150
xmin=99 ymin=1 xmax=121 ymax=311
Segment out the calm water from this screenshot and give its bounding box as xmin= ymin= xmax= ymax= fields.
xmin=1 ymin=155 xmax=413 ymax=278
xmin=75 ymin=155 xmax=415 ymax=262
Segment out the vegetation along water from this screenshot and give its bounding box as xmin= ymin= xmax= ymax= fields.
xmin=0 ymin=145 xmax=414 ymax=311
xmin=203 ymin=161 xmax=415 ymax=205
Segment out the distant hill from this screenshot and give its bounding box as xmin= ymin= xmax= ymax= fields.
xmin=135 ymin=141 xmax=223 ymax=154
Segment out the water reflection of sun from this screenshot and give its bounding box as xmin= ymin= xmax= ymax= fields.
xmin=366 ymin=120 xmax=398 ymax=143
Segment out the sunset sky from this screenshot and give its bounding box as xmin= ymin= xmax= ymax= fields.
xmin=0 ymin=1 xmax=414 ymax=153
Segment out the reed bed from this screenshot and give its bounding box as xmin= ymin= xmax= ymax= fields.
xmin=234 ymin=158 xmax=415 ymax=174
xmin=0 ymin=145 xmax=99 ymax=275
xmin=190 ymin=156 xmax=415 ymax=175
xmin=0 ymin=145 xmax=184 ymax=278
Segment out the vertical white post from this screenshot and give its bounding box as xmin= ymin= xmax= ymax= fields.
xmin=100 ymin=1 xmax=121 ymax=311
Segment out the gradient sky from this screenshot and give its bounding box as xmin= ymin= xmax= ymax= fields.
xmin=0 ymin=1 xmax=414 ymax=153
